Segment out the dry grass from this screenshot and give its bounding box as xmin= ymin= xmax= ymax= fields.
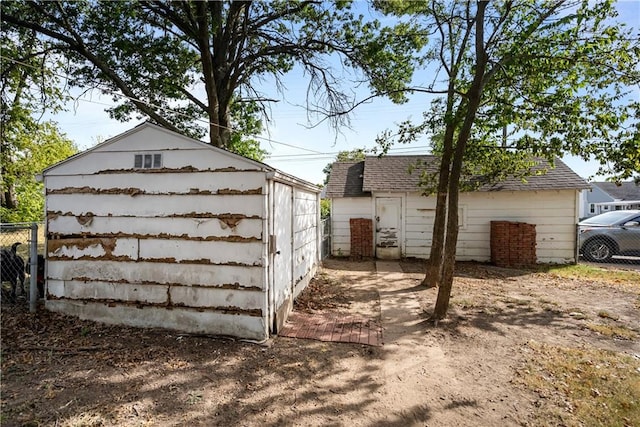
xmin=597 ymin=310 xmax=620 ymax=321
xmin=585 ymin=323 xmax=637 ymax=340
xmin=539 ymin=264 xmax=640 ymax=291
xmin=520 ymin=341 xmax=640 ymax=426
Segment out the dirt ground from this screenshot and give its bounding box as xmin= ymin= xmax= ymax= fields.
xmin=1 ymin=259 xmax=639 ymax=426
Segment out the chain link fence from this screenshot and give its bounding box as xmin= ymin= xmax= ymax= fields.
xmin=577 ymin=210 xmax=640 ymax=267
xmin=1 ymin=223 xmax=43 ymax=311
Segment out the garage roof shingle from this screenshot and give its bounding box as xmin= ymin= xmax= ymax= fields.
xmin=591 ymin=181 xmax=640 ymax=200
xmin=325 ymin=155 xmax=589 ymax=197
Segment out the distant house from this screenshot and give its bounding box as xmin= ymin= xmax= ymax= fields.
xmin=42 ymin=122 xmax=321 ymax=340
xmin=325 ymin=156 xmax=589 ymax=264
xmin=580 ymin=181 xmax=640 ymax=219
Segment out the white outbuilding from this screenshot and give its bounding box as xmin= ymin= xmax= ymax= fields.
xmin=42 ymin=122 xmax=320 ymax=340
xmin=325 ymin=155 xmax=590 ymax=264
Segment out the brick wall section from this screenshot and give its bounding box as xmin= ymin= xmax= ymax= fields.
xmin=490 ymin=221 xmax=537 ymax=267
xmin=350 ymin=218 xmax=373 ymax=260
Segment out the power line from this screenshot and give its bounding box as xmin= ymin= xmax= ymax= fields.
xmin=0 ymin=55 xmax=328 ymax=154
xmin=266 ymin=145 xmax=433 ymax=162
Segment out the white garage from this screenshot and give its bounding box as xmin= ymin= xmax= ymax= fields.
xmin=42 ymin=122 xmax=320 ymax=340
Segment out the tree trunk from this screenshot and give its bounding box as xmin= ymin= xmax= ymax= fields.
xmin=2 ymin=189 xmax=16 ymax=209
xmin=194 ymin=1 xmax=223 ymax=147
xmin=422 ymin=85 xmax=458 ymax=288
xmin=422 ymin=189 xmax=447 ymax=287
xmin=432 ymin=146 xmax=464 ymax=318
xmin=431 ymin=0 xmax=489 ymax=319
xmin=432 ymin=187 xmax=460 ymax=319
xmin=421 ymin=131 xmax=453 ymax=288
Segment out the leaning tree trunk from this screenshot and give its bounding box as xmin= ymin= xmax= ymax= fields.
xmin=422 ymin=95 xmax=458 ymax=288
xmin=422 ymin=166 xmax=450 ymax=288
xmin=432 ymin=159 xmax=463 ymax=319
xmin=431 ymin=0 xmax=488 ymax=320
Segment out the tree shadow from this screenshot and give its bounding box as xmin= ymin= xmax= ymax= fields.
xmin=322 ymin=258 xmax=376 ymax=272
xmin=0 ymin=303 xmax=425 ymax=426
xmin=400 ymin=259 xmax=539 ymax=279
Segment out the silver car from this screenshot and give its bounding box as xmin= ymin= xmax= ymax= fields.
xmin=579 ymin=210 xmax=640 ymax=262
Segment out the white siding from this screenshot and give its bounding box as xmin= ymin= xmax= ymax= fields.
xmin=47 ymin=193 xmax=263 ymax=218
xmin=46 ymin=124 xmax=264 ymax=177
xmin=403 ymin=190 xmax=579 ymax=263
xmin=330 ymin=197 xmax=372 ymax=256
xmin=43 ymin=124 xmax=270 ymax=340
xmin=47 ymin=216 xmax=262 ymax=240
xmin=46 ymin=171 xmax=266 ymax=194
xmin=47 ymin=261 xmax=264 ymax=288
xmin=293 ymin=189 xmax=318 ymax=290
xmin=47 ymin=300 xmax=266 ymax=340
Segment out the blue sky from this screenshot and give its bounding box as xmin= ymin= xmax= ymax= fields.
xmin=47 ymin=1 xmax=640 ymax=186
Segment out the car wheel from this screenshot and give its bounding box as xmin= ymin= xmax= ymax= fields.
xmin=582 ymin=239 xmax=615 ymax=262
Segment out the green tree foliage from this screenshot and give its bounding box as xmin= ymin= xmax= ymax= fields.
xmin=1 ymin=1 xmax=425 ymax=156
xmin=228 ymin=99 xmax=268 ymax=162
xmin=1 ymin=24 xmax=77 ymax=222
xmin=371 ymin=0 xmax=640 ymax=319
xmin=1 ymin=122 xmax=77 ymax=222
xmin=320 ymin=199 xmax=331 ymax=218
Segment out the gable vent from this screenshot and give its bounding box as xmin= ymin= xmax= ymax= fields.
xmin=134 ymin=153 xmax=162 ymax=169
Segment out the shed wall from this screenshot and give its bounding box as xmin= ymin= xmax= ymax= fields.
xmin=44 ymin=135 xmax=270 ymax=339
xmin=332 ymin=190 xmax=579 ymax=263
xmin=330 ymin=197 xmax=372 ymax=256
xmin=292 ymin=189 xmax=319 ymax=295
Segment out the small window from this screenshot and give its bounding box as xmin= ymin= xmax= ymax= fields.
xmin=589 ymin=204 xmax=595 ymax=214
xmin=134 ymin=153 xmax=162 ymax=169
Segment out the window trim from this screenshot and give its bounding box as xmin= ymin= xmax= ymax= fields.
xmin=134 ymin=153 xmax=163 ymax=169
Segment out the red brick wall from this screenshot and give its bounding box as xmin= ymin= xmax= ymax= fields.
xmin=350 ymin=218 xmax=373 ymax=260
xmin=490 ymin=221 xmax=537 ymax=267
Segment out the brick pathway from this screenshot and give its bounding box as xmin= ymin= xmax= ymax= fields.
xmin=278 ymin=312 xmax=383 ymax=346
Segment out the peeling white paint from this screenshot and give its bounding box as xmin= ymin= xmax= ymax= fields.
xmin=46 ymin=300 xmax=267 ymax=340
xmin=47 ymin=260 xmax=265 ymax=288
xmin=42 ymin=123 xmax=319 ymax=339
xmin=170 ymin=287 xmax=263 ymax=310
xmin=50 ymin=243 xmax=106 ymax=259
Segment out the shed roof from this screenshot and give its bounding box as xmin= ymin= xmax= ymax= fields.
xmin=326 ymin=155 xmax=589 ymax=198
xmin=325 ymin=161 xmax=368 ymax=198
xmin=591 ymin=181 xmax=640 ymax=201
